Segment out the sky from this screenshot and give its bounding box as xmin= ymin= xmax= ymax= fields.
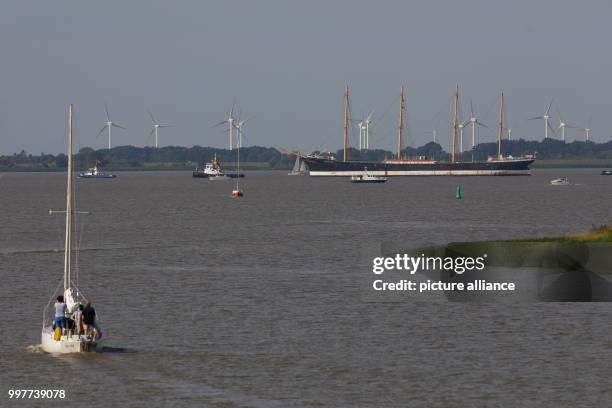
xmin=0 ymin=0 xmax=610 ymax=155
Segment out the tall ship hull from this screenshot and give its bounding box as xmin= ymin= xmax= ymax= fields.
xmin=302 ymin=157 xmax=534 ymax=177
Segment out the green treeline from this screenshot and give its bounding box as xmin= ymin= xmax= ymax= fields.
xmin=1 ymin=138 xmax=611 ymax=171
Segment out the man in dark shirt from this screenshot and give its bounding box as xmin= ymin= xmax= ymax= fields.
xmin=82 ymin=300 xmax=97 ymax=338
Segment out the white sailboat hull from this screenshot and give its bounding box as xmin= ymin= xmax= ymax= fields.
xmin=40 ymin=326 xmax=101 ymax=354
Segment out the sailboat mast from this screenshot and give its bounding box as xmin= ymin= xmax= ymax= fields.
xmin=451 ymin=85 xmax=459 ymax=163
xmin=343 ymin=84 xmax=349 ymax=162
xmin=498 ymin=92 xmax=504 ymax=160
xmin=396 ymin=85 xmax=405 ymax=160
xmin=236 ymin=127 xmax=241 ymax=189
xmin=64 ymin=104 xmax=74 ymax=293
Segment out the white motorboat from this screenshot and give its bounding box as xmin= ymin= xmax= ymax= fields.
xmin=41 ymin=105 xmax=103 ymax=354
xmin=550 ymin=177 xmax=569 ymax=186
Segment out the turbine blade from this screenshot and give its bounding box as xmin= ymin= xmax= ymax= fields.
xmin=96 ymin=125 xmax=107 ymax=138
xmin=546 ymin=98 xmax=554 ymax=115
xmin=528 ymin=116 xmax=543 ymax=120
xmin=470 ymin=99 xmax=474 ymax=117
xmin=212 ymin=120 xmax=227 ymax=128
xmin=150 ymin=128 xmax=155 ymax=136
xmin=147 ymin=110 xmax=157 ymax=124
xmin=158 ymin=125 xmax=173 ymax=128
xmin=230 ymin=98 xmax=236 ymax=118
xmin=547 ymin=121 xmax=557 ymax=136
xmin=112 ymin=123 xmax=126 ymax=130
xmin=475 ymin=120 xmax=488 ymax=128
xmin=105 ymin=103 xmax=111 ymax=122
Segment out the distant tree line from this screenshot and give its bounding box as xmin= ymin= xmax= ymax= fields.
xmin=1 ymin=139 xmax=611 ymax=170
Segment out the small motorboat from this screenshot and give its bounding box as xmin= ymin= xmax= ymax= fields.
xmin=602 ymin=170 xmax=612 ymax=176
xmin=231 ymin=189 xmax=243 ymax=198
xmin=351 ymin=174 xmax=388 ymax=183
xmin=550 ymin=177 xmax=569 ymax=185
xmin=351 ymin=167 xmax=388 ymax=183
xmin=78 ymin=165 xmax=116 ymax=179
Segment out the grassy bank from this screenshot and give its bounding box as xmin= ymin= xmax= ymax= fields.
xmin=508 ymin=225 xmax=612 ymax=243
xmin=0 ymin=161 xmax=284 ymax=172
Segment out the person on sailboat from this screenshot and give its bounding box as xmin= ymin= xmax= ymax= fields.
xmin=73 ymin=304 xmax=84 ymax=335
xmin=53 ymin=295 xmax=67 ymax=332
xmin=82 ymin=300 xmax=102 ymax=340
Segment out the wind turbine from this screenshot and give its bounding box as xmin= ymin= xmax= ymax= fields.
xmin=556 ymin=106 xmax=576 ymax=142
xmin=231 ymin=115 xmax=250 ymax=198
xmin=213 ymin=101 xmax=237 ymax=150
xmin=577 ymin=116 xmax=592 ymax=141
xmin=356 ymin=111 xmax=374 ymax=150
xmin=465 ymin=100 xmax=488 ymax=149
xmin=147 ymin=110 xmax=172 ymax=148
xmin=528 ymin=99 xmax=555 ymax=139
xmin=425 ymin=119 xmax=440 ymax=144
xmin=97 ymin=103 xmax=126 ymax=149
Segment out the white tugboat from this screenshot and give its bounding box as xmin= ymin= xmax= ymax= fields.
xmin=78 ymin=164 xmax=116 ymax=179
xmin=41 ymin=105 xmax=103 ymax=354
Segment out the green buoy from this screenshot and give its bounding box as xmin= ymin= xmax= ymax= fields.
xmin=455 ymin=185 xmax=462 ymax=199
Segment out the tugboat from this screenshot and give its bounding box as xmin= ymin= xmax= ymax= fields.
xmin=193 ymin=153 xmax=243 ymax=179
xmin=78 ymin=162 xmax=116 ymax=179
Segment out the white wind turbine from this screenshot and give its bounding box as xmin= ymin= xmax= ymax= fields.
xmin=528 ymin=99 xmax=556 ymax=139
xmin=213 ymin=101 xmax=237 ymax=150
xmin=556 ymin=106 xmax=576 ymax=142
xmin=425 ymin=119 xmax=440 ymax=144
xmin=577 ymin=116 xmax=592 ymax=141
xmin=148 ymin=110 xmax=172 ymax=148
xmin=465 ymin=100 xmax=488 ymax=149
xmin=97 ymin=103 xmax=126 ymax=149
xmin=357 ymin=111 xmax=374 ymax=150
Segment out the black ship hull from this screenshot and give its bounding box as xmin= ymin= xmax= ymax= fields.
xmin=302 ymin=157 xmax=535 ymax=176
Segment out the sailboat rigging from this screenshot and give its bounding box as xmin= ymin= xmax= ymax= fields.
xmin=40 ymin=105 xmax=103 ymax=353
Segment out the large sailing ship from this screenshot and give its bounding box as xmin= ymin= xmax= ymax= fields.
xmin=300 ymin=85 xmax=535 ymax=176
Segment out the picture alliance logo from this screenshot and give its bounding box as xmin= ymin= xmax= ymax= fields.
xmin=372 ymin=253 xmax=488 ymax=275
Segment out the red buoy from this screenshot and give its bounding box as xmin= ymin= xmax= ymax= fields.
xmin=231 ymin=190 xmax=243 ymax=198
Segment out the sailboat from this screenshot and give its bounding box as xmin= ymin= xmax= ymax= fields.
xmin=41 ymin=105 xmax=103 ymax=354
xmin=288 ymin=156 xmax=307 ymax=176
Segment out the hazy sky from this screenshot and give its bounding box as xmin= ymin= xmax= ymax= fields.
xmin=1 ymin=0 xmax=610 ymax=154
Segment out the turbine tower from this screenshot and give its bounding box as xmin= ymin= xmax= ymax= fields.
xmin=465 ymin=100 xmax=487 ymax=149
xmin=148 ymin=110 xmax=172 ymax=148
xmin=425 ymin=119 xmax=440 ymax=143
xmin=213 ymin=102 xmax=237 ymax=150
xmin=578 ymin=116 xmax=592 ymax=141
xmin=556 ymin=106 xmax=575 ymax=142
xmin=528 ymin=99 xmax=555 ymax=139
xmin=97 ymin=103 xmax=126 ymax=149
xmin=357 ymin=111 xmax=374 ymax=150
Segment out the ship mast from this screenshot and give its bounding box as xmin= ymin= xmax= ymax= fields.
xmin=343 ymin=84 xmax=349 ymax=162
xmin=64 ymin=104 xmax=74 ymax=293
xmin=396 ymin=85 xmax=405 ymax=160
xmin=451 ymin=85 xmax=459 ymax=163
xmin=498 ymin=92 xmax=504 ymax=160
